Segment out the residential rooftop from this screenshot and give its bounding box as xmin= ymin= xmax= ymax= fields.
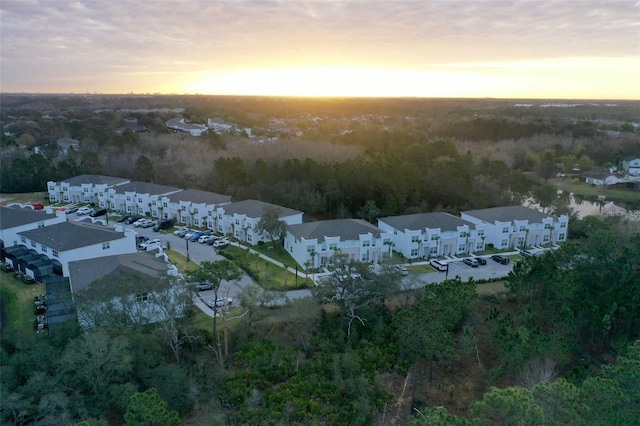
xmin=19 ymin=221 xmax=127 ymax=251
xmin=221 ymin=199 xmax=302 ymax=219
xmin=0 ymin=206 xmax=58 ymax=230
xmin=166 ymin=189 xmax=231 ymax=205
xmin=58 ymin=174 xmax=130 ymax=187
xmin=113 ymin=181 xmax=182 ymax=195
xmin=378 ymin=212 xmax=476 ymax=232
xmin=288 ymin=219 xmax=384 ymax=242
xmin=462 ymin=206 xmax=557 ymax=223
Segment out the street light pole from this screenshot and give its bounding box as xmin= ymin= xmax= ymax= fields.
xmin=445 ymin=262 xmax=449 ymax=280
xmin=186 ymin=237 xmax=190 ymax=263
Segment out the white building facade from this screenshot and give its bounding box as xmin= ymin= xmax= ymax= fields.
xmin=0 ymin=207 xmax=67 ymax=248
xmin=284 ymin=219 xmax=393 ymax=269
xmin=377 ymin=212 xmax=487 ymax=260
xmin=47 ymin=175 xmax=130 ymax=204
xmin=99 ymin=181 xmax=182 ymax=217
xmin=17 ymin=222 xmax=137 ymax=277
xmin=159 ymin=189 xmax=232 ymax=228
xmin=216 ymin=200 xmax=303 ymax=244
xmin=461 ymin=206 xmax=568 ymax=250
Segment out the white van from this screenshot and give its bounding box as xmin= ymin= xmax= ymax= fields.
xmin=429 ymin=259 xmax=448 ymax=272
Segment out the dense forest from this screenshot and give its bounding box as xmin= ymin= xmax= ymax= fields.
xmin=1 ymin=215 xmax=639 ymax=424
xmin=1 ymin=95 xmax=639 ymax=424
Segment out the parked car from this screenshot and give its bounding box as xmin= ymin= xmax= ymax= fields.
xmin=183 ymin=230 xmax=198 ymax=239
xmin=194 ymin=282 xmax=213 ymax=291
xmin=76 ymin=206 xmax=94 ymax=215
xmin=520 ymin=249 xmax=539 ymax=258
xmin=90 ymin=208 xmax=107 ymax=217
xmin=139 ymin=238 xmax=161 ymax=249
xmin=153 ymin=219 xmax=173 ymax=232
xmin=142 ymin=220 xmax=156 ymax=228
xmin=198 ymin=234 xmax=214 ymax=244
xmin=116 ymin=214 xmax=128 ymax=222
xmin=173 ymin=228 xmax=189 ymax=237
xmin=125 ymin=215 xmax=142 ymax=224
xmin=32 ymin=203 xmax=44 ymax=210
xmin=394 ymin=265 xmax=409 ymax=276
xmin=475 ymin=257 xmax=487 ymax=265
xmin=189 ymin=231 xmax=206 ymax=242
xmin=429 ymin=259 xmax=448 ymax=272
xmin=213 ymin=238 xmax=229 ymax=248
xmin=65 ymin=206 xmax=78 ymax=214
xmin=207 ymin=235 xmax=223 ymax=245
xmin=205 ymin=297 xmax=233 ymax=309
xmin=463 ymin=258 xmax=480 ymax=267
xmin=491 ymin=254 xmax=510 ymax=265
xmin=134 ymin=218 xmax=153 ymax=228
xmin=142 ymin=242 xmax=164 ymax=251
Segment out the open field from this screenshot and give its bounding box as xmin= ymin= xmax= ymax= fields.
xmin=548 ymin=177 xmax=640 ymax=206
xmin=0 ymin=192 xmax=48 ymax=206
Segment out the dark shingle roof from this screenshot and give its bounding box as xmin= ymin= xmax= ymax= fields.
xmin=581 ymin=171 xmax=613 ymax=180
xmin=287 ymin=219 xmax=384 ymax=242
xmin=378 ymin=212 xmax=475 ymax=232
xmin=18 ymin=222 xmax=127 ymax=251
xmin=0 ymin=206 xmax=57 ymax=230
xmin=221 ymin=200 xmax=301 ymax=219
xmin=462 ymin=206 xmax=554 ymax=223
xmin=166 ymin=189 xmax=231 ymax=205
xmin=68 ymin=252 xmax=169 ymax=293
xmin=112 ymin=181 xmax=182 ymax=195
xmin=62 ymin=174 xmax=130 ymax=186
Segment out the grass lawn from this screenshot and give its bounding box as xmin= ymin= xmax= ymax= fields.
xmin=0 ymin=191 xmax=48 ymax=205
xmin=408 ymin=264 xmax=437 ymax=274
xmin=250 ymin=244 xmax=298 ymax=269
xmin=476 ymin=280 xmax=508 ymax=297
xmin=221 ymin=246 xmax=311 ymax=291
xmin=0 ymin=272 xmax=45 ymax=334
xmin=166 ymin=249 xmax=198 ymax=273
xmin=549 ymin=177 xmax=640 ymax=205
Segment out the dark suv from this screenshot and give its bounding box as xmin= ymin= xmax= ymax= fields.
xmin=491 ymin=254 xmax=510 ymax=265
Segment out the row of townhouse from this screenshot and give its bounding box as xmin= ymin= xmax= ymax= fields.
xmin=165 ymin=118 xmax=209 ymax=136
xmin=285 ymin=207 xmax=568 ymax=269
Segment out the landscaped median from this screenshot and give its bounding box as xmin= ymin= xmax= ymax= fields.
xmin=220 ymin=245 xmax=312 ymax=291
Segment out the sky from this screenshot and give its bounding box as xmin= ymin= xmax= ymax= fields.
xmin=1 ymin=0 xmax=639 ymax=99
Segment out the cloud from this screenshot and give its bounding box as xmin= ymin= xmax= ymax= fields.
xmin=1 ymin=0 xmax=638 ymax=93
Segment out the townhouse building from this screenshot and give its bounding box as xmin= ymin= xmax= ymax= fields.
xmin=0 ymin=206 xmax=66 ymax=249
xmin=216 ymin=200 xmax=303 ymax=244
xmin=285 ymin=219 xmax=393 ymax=269
xmin=99 ymin=181 xmax=182 ymax=217
xmin=377 ymin=212 xmax=487 ymax=260
xmin=461 ymin=206 xmax=568 ymax=250
xmin=159 ymin=189 xmax=232 ymax=228
xmin=47 ymin=174 xmax=130 ymax=204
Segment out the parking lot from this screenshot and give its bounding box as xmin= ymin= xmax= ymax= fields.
xmin=413 ymin=256 xmax=514 ymax=286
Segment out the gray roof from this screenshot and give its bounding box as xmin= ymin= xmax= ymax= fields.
xmin=166 ymin=189 xmax=231 ymax=205
xmin=0 ymin=206 xmax=57 ymax=230
xmin=288 ymin=219 xmax=384 ymax=242
xmin=462 ymin=206 xmax=554 ymax=223
xmin=61 ymin=174 xmax=130 ymax=186
xmin=221 ymin=199 xmax=302 ymax=219
xmin=581 ymin=171 xmax=613 ymax=179
xmin=68 ymin=252 xmax=168 ymax=294
xmin=56 ymin=138 xmax=80 ymax=149
xmin=18 ymin=222 xmax=127 ymax=251
xmin=113 ymin=181 xmax=182 ymax=196
xmin=378 ymin=212 xmax=476 ymax=232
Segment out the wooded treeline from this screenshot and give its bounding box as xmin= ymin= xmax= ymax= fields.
xmin=1 ymin=216 xmax=639 ymax=425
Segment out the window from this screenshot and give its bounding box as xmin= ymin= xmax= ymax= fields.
xmin=218 ymin=214 xmax=222 ymax=220
xmin=410 ymin=248 xmax=418 ymax=257
xmin=363 ymin=240 xmax=370 ymax=247
xmin=194 ymin=219 xmax=199 ymax=226
xmin=502 ymin=227 xmax=509 ymax=233
xmin=163 ymin=202 xmax=168 ymax=207
xmin=559 ymin=233 xmax=566 ymax=240
xmin=38 ymin=221 xmax=44 ymax=228
xmin=102 ymin=242 xmax=110 ymax=250
xmin=31 ymin=241 xmax=37 ymax=248
xmin=431 ymin=234 xmax=438 ymax=241
xmin=362 ymin=252 xmax=370 ymax=261
xmin=329 ymin=243 xmax=337 ymax=250
xmin=41 ymin=245 xmax=47 ymax=253
xmin=458 ymin=244 xmax=465 ymax=252
xmin=411 ymin=236 xmax=420 ymax=243
xmin=247 ymin=234 xmax=252 ymax=243
xmin=49 ymin=186 xmax=55 ymax=191
xmin=544 ymin=224 xmax=551 ymax=229
xmin=218 ymin=225 xmax=223 ymax=232
xmin=560 ymin=222 xmax=567 ymax=228
xmin=208 ymin=210 xmax=213 ymax=216
xmin=126 ymin=196 xmax=131 ymax=201
xmin=307 ymin=246 xmax=315 ymax=253
xmin=501 ymin=239 xmax=508 ymax=247
xmin=476 ymin=242 xmax=483 ymax=250
xmin=429 ymin=247 xmax=437 ymax=255
xmin=21 ymin=236 xmax=26 ymax=243
xmin=478 ymin=230 xmax=484 ymax=236
xmin=543 ymin=235 xmax=549 ymax=243
xmin=137 ymin=198 xmax=142 ymax=203
xmin=193 ymin=208 xmax=198 ymax=214
xmin=83 ymin=188 xmax=89 ymax=193
xmin=127 ymin=207 xmax=132 ymax=213
xmin=152 ymin=201 xmax=156 ymax=206
xmin=136 ymin=292 xmax=149 ymax=302
xmin=519 ymin=226 xmax=526 ymax=232
xmin=110 ymin=194 xmax=114 ymax=199
xmin=53 ymin=250 xmax=59 ymax=258
xmin=518 ymin=237 xmax=524 ymax=246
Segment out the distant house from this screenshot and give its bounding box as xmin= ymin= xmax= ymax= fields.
xmin=56 ymin=138 xmax=80 ymax=155
xmin=581 ymin=171 xmax=623 ymax=187
xmin=377 ymin=212 xmax=487 ymax=259
xmin=165 ymin=118 xmax=208 ymax=136
xmin=123 ymin=117 xmax=148 ymax=133
xmin=216 ymin=200 xmax=303 ymax=244
xmin=207 ymin=117 xmax=252 ymax=136
xmin=621 ymin=157 xmax=640 ymax=176
xmin=47 ymin=174 xmax=131 ymax=204
xmin=284 ymin=219 xmax=393 ymax=269
xmin=461 ymin=206 xmax=568 ymax=250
